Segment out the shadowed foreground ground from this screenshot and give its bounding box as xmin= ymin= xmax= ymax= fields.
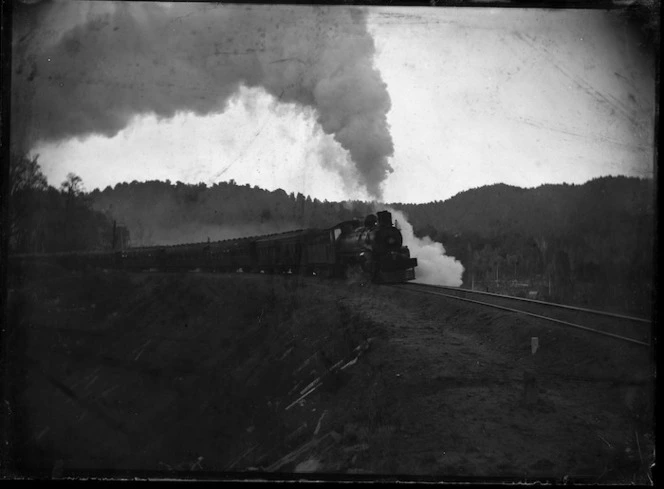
xmin=3 ymin=265 xmax=655 ymax=482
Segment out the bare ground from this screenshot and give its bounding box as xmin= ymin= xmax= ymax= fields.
xmin=3 ymin=265 xmax=655 ymax=482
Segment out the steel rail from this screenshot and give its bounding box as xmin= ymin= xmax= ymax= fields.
xmin=391 ymin=284 xmax=650 ymax=347
xmin=408 ymin=282 xmax=651 ymax=324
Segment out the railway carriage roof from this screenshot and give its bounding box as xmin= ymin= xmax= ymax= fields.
xmin=12 ymin=224 xmax=346 ymax=258
xmin=253 ymin=228 xmax=321 ymax=243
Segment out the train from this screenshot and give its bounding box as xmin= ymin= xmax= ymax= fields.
xmin=11 ymin=210 xmax=418 ymax=283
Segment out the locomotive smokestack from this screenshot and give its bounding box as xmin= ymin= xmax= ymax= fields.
xmin=12 ymin=3 xmax=394 ymax=199
xmin=377 ymin=210 xmax=392 ymax=227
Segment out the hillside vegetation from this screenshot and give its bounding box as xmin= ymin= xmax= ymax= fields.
xmin=89 ymin=176 xmax=653 ymax=315
xmin=8 ymin=150 xmax=654 ymax=316
xmin=393 ymin=178 xmax=655 ymax=315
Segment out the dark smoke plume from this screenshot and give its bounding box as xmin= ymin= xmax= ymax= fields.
xmin=12 ymin=2 xmax=395 ymax=199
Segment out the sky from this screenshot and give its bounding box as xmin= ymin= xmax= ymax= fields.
xmin=12 ymin=2 xmax=657 ymax=204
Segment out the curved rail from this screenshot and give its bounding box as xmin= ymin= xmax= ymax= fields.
xmin=410 ymin=282 xmax=651 ymax=323
xmin=392 ymin=282 xmax=651 ymax=347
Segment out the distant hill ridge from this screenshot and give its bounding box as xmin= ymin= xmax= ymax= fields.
xmin=90 ymin=175 xmax=654 ymax=245
xmin=11 ymin=147 xmax=652 ymax=314
xmin=86 ymin=175 xmax=654 ymax=314
xmin=393 ymin=176 xmax=654 ymax=240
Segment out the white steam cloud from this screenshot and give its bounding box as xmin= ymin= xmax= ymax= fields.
xmin=12 ymin=2 xmax=394 ymax=199
xmin=388 ymin=208 xmax=464 ymax=286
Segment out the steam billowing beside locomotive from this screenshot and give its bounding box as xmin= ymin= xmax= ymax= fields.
xmin=13 ymin=211 xmax=418 ymax=283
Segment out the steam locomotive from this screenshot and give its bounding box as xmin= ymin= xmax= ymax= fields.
xmin=11 ymin=210 xmax=418 ymax=283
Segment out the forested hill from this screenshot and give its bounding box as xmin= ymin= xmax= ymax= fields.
xmin=87 ymin=175 xmax=654 ymax=315
xmin=389 ymin=176 xmax=654 ymax=315
xmin=89 ymin=180 xmax=377 ymax=246
xmin=86 ymin=176 xmax=655 ymax=262
xmin=9 ymin=149 xmax=654 ymax=314
xmin=394 ymin=177 xmax=654 ymax=241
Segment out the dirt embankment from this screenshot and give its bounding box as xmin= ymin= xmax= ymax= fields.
xmin=4 ymin=265 xmax=654 ymax=482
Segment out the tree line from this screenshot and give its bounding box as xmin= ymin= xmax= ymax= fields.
xmin=394 ymin=179 xmax=654 ymax=315
xmin=8 ymin=152 xmax=115 ymax=253
xmin=7 ymin=152 xmax=654 ymax=315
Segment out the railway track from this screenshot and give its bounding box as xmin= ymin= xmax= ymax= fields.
xmin=391 ymin=282 xmax=652 ymax=347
